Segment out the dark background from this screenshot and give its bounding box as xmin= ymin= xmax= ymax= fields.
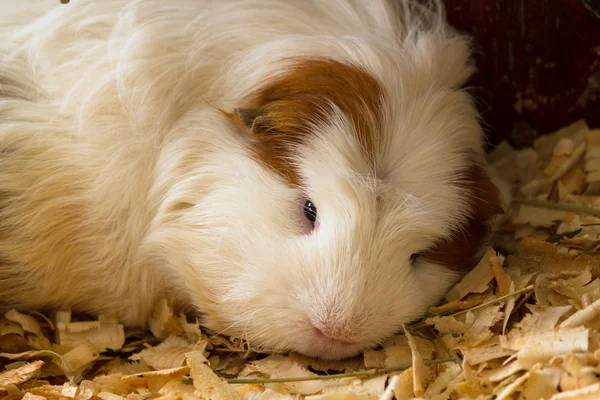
xmin=439 ymin=0 xmax=600 ymax=151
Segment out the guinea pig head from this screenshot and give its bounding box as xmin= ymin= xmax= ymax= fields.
xmin=195 ymin=56 xmax=503 ymax=360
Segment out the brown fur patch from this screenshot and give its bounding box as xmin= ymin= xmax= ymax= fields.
xmin=423 ymin=164 xmax=504 ymax=273
xmin=226 ymin=58 xmax=384 ymax=186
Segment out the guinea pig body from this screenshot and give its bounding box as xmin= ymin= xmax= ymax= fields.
xmin=0 ymin=0 xmax=508 ymax=359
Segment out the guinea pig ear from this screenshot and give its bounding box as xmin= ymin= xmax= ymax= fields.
xmin=234 ymin=108 xmax=273 ymax=134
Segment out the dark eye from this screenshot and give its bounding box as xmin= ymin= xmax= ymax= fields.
xmin=410 ymin=252 xmax=423 ymax=266
xmin=304 ymin=200 xmax=317 ymax=223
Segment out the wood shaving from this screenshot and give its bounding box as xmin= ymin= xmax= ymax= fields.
xmin=390 ymin=368 xmax=414 ymax=400
xmin=55 ymin=310 xmax=125 ymax=352
xmin=403 ymin=326 xmax=425 ymax=397
xmin=444 ymin=248 xmax=496 ymax=302
xmin=0 ymin=361 xmax=44 ymax=391
xmin=186 ymin=351 xmax=243 ymax=400
xmin=134 ymin=334 xmax=199 ymax=370
xmin=501 ymin=282 xmax=516 ymax=334
xmin=489 ymin=255 xmax=511 ymax=296
xmin=5 ymin=310 xmax=42 ymax=336
xmin=364 ymin=334 xmax=436 ymax=369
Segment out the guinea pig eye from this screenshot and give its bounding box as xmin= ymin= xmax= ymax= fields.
xmin=303 ymin=200 xmax=318 ymax=224
xmin=409 ymin=252 xmax=423 ymax=266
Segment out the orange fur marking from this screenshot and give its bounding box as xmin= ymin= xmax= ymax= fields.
xmin=423 ymin=163 xmax=504 ymax=273
xmin=227 ymin=57 xmax=384 ymax=186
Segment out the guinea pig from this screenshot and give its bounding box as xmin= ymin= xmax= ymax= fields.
xmin=0 ymin=0 xmax=510 ymax=360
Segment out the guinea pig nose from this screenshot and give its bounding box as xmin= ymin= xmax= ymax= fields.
xmin=311 ymin=324 xmax=357 ymax=345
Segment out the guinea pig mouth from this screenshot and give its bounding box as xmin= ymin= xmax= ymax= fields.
xmin=292 ymin=326 xmax=365 ymax=360
xmin=312 ymin=326 xmax=356 ymax=346
xmin=298 ymin=338 xmax=364 ymax=360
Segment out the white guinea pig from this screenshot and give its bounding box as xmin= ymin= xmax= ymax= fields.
xmin=0 ymin=0 xmax=509 ymax=359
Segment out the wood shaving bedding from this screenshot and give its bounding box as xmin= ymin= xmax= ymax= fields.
xmin=3 ymin=119 xmax=600 ymax=399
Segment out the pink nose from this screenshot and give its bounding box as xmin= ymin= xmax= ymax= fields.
xmin=311 ymin=324 xmax=357 ymax=346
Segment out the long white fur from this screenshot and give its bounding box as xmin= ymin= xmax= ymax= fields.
xmin=0 ymin=0 xmax=506 ymax=359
